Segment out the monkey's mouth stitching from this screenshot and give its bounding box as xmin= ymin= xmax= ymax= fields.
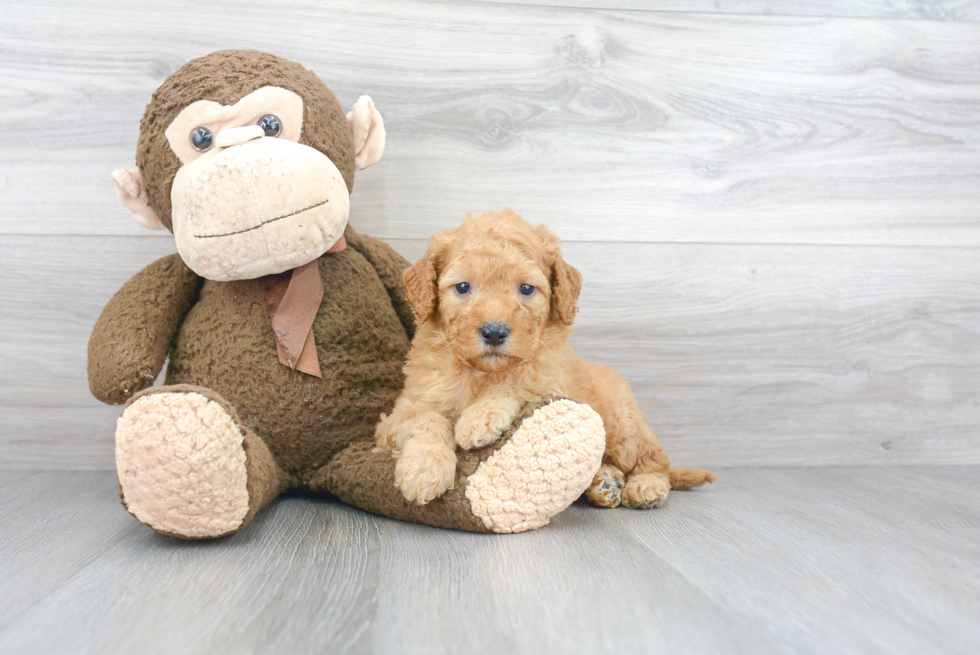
xmin=195 ymin=199 xmax=330 ymax=239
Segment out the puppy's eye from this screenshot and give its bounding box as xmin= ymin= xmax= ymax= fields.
xmin=190 ymin=127 xmax=214 ymax=152
xmin=519 ymin=284 xmax=535 ymax=296
xmin=455 ymin=282 xmax=471 ymax=295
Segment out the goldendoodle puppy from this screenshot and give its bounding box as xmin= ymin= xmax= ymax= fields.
xmin=377 ymin=209 xmax=716 ymax=507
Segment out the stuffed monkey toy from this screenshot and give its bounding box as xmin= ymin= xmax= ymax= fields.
xmin=89 ymin=50 xmax=605 ymax=538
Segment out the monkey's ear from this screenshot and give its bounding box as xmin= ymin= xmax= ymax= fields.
xmin=111 ymin=169 xmax=165 ymax=230
xmin=346 ymin=96 xmax=386 ymax=171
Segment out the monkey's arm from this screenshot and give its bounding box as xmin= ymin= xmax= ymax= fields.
xmin=344 ymin=225 xmax=416 ymax=341
xmin=88 ymin=253 xmax=201 ymax=405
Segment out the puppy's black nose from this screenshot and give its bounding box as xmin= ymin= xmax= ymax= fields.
xmin=480 ymin=323 xmax=510 ymax=347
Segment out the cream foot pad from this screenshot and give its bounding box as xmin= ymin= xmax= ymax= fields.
xmin=465 ymin=399 xmax=605 ymax=533
xmin=116 ymin=391 xmax=249 ymax=538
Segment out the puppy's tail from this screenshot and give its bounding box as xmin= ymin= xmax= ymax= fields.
xmin=668 ymin=467 xmax=718 ymax=490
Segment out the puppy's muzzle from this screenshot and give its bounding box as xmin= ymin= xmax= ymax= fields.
xmin=479 ymin=323 xmax=510 ymax=347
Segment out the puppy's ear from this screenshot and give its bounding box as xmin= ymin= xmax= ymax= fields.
xmin=534 ymin=224 xmax=583 ymax=325
xmin=552 ymin=253 xmax=583 ymax=325
xmin=404 ymin=234 xmax=450 ymax=326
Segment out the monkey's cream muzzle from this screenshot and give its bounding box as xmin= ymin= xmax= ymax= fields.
xmin=163 ymin=86 xmax=349 ymax=281
xmin=171 ymin=135 xmax=349 ymax=281
xmin=111 ymin=84 xmax=385 ymax=282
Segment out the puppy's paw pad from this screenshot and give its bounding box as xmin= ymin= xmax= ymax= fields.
xmin=621 ymin=474 xmax=670 ymax=509
xmin=585 ymin=465 xmax=625 ymax=508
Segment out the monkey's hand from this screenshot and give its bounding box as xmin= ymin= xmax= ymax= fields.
xmin=88 ymin=254 xmax=200 ymax=404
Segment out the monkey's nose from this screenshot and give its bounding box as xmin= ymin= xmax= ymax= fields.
xmin=215 ymin=124 xmax=265 ymax=148
xmin=480 ymin=323 xmax=510 ymax=347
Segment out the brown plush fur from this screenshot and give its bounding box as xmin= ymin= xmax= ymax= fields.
xmin=92 ymin=224 xmax=414 ymax=484
xmin=163 ymin=226 xmax=412 ymax=483
xmin=90 ymin=51 xmax=409 ymax=484
xmin=88 ymin=253 xmax=201 ymax=405
xmin=378 ymin=210 xmax=716 ymax=508
xmin=136 ymin=50 xmax=356 ymax=231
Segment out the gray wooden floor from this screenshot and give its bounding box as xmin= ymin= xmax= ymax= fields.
xmin=1 ymin=467 xmax=978 ymax=655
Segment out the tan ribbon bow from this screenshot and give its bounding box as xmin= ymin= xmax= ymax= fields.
xmin=262 ymin=236 xmax=347 ymax=378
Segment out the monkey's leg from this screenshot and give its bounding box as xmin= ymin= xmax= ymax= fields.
xmin=310 ymin=398 xmax=605 ymax=534
xmin=115 ymin=384 xmax=287 ymax=539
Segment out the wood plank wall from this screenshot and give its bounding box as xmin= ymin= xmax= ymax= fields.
xmin=1 ymin=0 xmax=978 ymax=469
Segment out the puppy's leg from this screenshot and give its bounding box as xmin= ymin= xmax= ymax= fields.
xmin=585 ymin=364 xmax=674 ymax=509
xmin=612 ymin=411 xmax=673 ymax=509
xmin=394 ymin=412 xmax=457 ymax=505
xmin=378 ymin=398 xmax=457 ymax=505
xmin=455 ymin=387 xmax=530 ymax=450
xmin=395 ymin=420 xmax=457 ymax=505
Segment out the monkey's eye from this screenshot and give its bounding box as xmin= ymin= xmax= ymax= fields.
xmin=257 ymin=114 xmax=282 ymax=137
xmin=519 ymin=284 xmax=535 ymax=296
xmin=190 ymin=127 xmax=214 ymax=152
xmin=455 ymin=282 xmax=471 ymax=295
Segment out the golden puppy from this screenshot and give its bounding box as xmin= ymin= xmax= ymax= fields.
xmin=377 ymin=209 xmax=716 ymax=507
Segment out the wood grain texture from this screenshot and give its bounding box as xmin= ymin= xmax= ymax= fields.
xmin=0 ymin=471 xmax=141 ymax=633
xmin=1 ymin=1 xmax=978 ymax=470
xmin=3 ymin=235 xmax=977 ymax=469
xmin=1 ymin=1 xmax=980 ymax=245
xmin=0 ymin=236 xmax=179 ymax=468
xmin=616 ymin=466 xmax=980 ymax=654
xmin=470 ymin=0 xmax=980 ymax=22
xmin=0 ymin=468 xmax=977 ymax=654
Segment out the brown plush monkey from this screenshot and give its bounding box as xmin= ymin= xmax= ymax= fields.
xmin=89 ymin=50 xmax=606 ymax=538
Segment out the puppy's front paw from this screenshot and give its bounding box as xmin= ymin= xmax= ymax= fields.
xmin=454 ymin=401 xmax=522 ymax=450
xmin=394 ymin=439 xmax=457 ymax=505
xmin=621 ymin=473 xmax=670 ymax=509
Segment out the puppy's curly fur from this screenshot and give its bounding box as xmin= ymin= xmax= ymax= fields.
xmin=377 ymin=209 xmax=716 ymax=507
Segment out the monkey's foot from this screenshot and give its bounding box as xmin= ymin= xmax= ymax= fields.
xmin=116 ymin=386 xmax=254 ymax=538
xmin=464 ymin=398 xmax=605 ymax=533
xmin=317 ymin=398 xmax=605 ymax=534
